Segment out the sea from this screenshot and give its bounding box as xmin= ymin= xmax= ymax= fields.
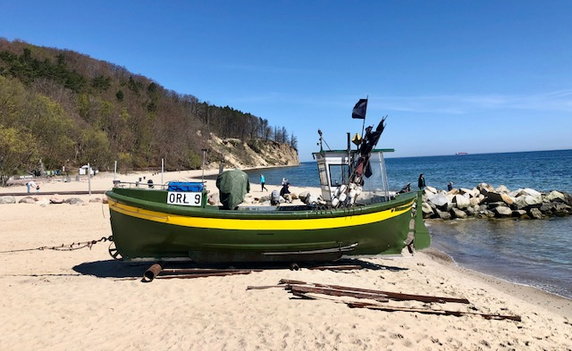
xmin=246 ymin=149 xmax=572 ymax=298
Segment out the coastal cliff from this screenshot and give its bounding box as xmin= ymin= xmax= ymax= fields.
xmin=207 ymin=135 xmax=299 ymax=169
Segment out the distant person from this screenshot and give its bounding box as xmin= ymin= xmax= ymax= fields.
xmin=418 ymin=174 xmax=426 ymax=189
xmin=280 ymin=182 xmax=292 ymax=203
xmin=447 ymin=181 xmax=454 ymax=191
xmin=260 ymin=174 xmax=268 ymax=192
xmin=398 ymin=183 xmax=411 ymax=194
xmin=281 ymin=177 xmax=288 ymax=186
xmin=147 ymin=179 xmax=154 ymax=189
xmin=26 ymin=181 xmax=39 ymax=193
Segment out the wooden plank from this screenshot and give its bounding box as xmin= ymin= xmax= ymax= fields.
xmin=346 ymin=301 xmax=521 ymax=322
xmin=279 ymin=279 xmax=470 ymax=304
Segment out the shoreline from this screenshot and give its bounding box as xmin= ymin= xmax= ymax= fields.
xmin=422 ymin=248 xmax=571 ymax=312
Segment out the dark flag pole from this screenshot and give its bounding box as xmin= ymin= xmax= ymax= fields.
xmin=352 ymin=97 xmax=368 ymax=142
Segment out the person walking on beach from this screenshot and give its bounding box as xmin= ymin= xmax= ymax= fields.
xmin=260 ymin=174 xmax=268 ymax=191
xmin=447 ymin=181 xmax=454 ymax=191
xmin=280 ymin=182 xmax=292 ymax=203
xmin=26 ymin=180 xmax=39 ymax=193
xmin=418 ymin=174 xmax=426 ymax=189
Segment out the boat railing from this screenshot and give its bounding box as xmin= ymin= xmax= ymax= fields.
xmin=112 ymin=180 xmax=170 ymax=190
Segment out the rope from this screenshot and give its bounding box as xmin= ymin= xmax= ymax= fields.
xmin=0 ymin=235 xmax=113 ymax=254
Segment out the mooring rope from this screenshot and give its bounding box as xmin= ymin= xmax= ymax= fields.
xmin=0 ymin=235 xmax=113 ymax=254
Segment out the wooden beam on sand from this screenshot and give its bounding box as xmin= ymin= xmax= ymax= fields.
xmin=287 ymin=284 xmax=389 ymax=302
xmin=306 ymin=264 xmax=363 ymax=271
xmin=345 ymin=301 xmax=522 ymax=322
xmin=278 ymin=279 xmax=470 ymax=304
xmin=156 ymin=271 xmax=254 ymax=280
xmin=143 ymin=263 xmax=260 ymax=282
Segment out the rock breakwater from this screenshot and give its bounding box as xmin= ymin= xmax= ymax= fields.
xmin=422 ymin=183 xmax=572 ymax=220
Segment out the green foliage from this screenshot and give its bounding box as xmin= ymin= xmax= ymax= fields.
xmin=187 ymin=150 xmax=202 ymax=169
xmin=91 ymin=75 xmax=111 ymax=91
xmin=0 ymin=39 xmax=298 ymax=180
xmin=117 ymin=152 xmax=133 ymax=172
xmin=0 ymin=126 xmax=38 ymax=185
xmin=0 ymin=47 xmax=86 ymax=92
xmin=78 ymin=128 xmax=112 ymax=168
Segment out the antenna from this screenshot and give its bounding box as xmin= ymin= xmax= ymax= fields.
xmin=317 ymin=129 xmax=331 ymax=151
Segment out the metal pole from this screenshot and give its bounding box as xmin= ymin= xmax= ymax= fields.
xmin=87 ymin=163 xmax=92 ymax=196
xmin=114 ymin=160 xmax=117 ymax=180
xmin=201 ymin=149 xmax=207 ymax=184
xmin=161 ymin=158 xmax=164 ymax=185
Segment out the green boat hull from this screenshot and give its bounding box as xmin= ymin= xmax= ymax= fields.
xmin=106 ymin=188 xmax=428 ymax=263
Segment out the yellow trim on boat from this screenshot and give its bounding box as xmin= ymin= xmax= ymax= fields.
xmin=108 ymin=199 xmax=414 ymax=231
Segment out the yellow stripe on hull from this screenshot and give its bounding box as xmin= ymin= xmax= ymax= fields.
xmin=108 ymin=199 xmax=414 ymax=231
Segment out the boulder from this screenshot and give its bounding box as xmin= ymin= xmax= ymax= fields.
xmin=540 ymin=202 xmax=554 ymax=214
xmin=553 ymin=203 xmax=572 ymax=216
xmin=514 ymin=195 xmax=542 ymax=209
xmin=424 ymin=186 xmax=438 ymax=195
xmin=517 ymin=188 xmax=542 ymax=197
xmin=89 ymin=197 xmax=101 ymax=203
xmin=512 ymin=209 xmax=527 ymax=218
xmin=102 ymin=198 xmax=108 ymax=204
xmin=508 ymin=189 xmax=522 ymax=198
xmin=447 ymin=188 xmax=460 ymax=196
xmin=290 ymin=193 xmax=299 ymax=200
xmin=486 ymin=201 xmax=506 ymax=209
xmin=564 ymin=192 xmax=572 ymax=207
xmin=304 ymin=194 xmax=322 ymax=205
xmin=0 ymin=196 xmax=16 ymax=204
xmin=435 ymin=209 xmax=452 ymax=220
xmin=476 ymin=183 xmax=495 ymax=195
xmin=545 ymin=191 xmax=566 ymax=203
xmin=492 ymin=205 xmax=512 ymax=218
xmin=298 ymin=192 xmax=310 ymax=203
xmin=500 ymin=193 xmax=515 ymax=206
xmin=465 ymin=205 xmax=478 ymax=216
xmin=484 ymin=209 xmax=496 ymax=218
xmin=421 ymin=202 xmax=434 ymax=218
xmin=483 ymin=191 xmax=503 ymax=203
xmin=459 ymin=188 xmax=479 ymax=198
xmin=450 ymin=207 xmax=468 ymax=219
xmin=528 ymin=208 xmax=543 ymax=219
xmin=495 ymin=185 xmax=510 ymax=193
xmin=452 ymin=194 xmax=470 ymax=209
xmin=65 ymin=197 xmax=84 ymax=205
xmin=18 ymin=196 xmax=37 ymax=204
xmin=469 ymin=196 xmax=482 ymax=207
xmin=427 ymin=193 xmax=449 ymax=211
xmin=49 ymin=196 xmax=64 ymax=204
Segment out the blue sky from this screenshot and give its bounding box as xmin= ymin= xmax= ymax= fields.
xmin=1 ymin=1 xmax=571 ymax=160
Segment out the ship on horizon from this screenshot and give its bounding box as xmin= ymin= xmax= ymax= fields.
xmin=455 ymin=152 xmax=469 ymax=156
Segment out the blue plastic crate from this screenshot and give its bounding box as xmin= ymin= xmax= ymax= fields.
xmin=167 ymin=182 xmax=204 ymax=192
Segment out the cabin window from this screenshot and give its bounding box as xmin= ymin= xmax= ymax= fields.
xmin=329 ymin=164 xmax=350 ymax=187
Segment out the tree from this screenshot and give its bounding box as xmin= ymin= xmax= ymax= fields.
xmin=0 ymin=126 xmax=38 ymax=185
xmin=289 ymin=134 xmax=298 ymax=150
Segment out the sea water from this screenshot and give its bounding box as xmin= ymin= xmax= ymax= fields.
xmin=246 ymin=149 xmax=572 ymax=298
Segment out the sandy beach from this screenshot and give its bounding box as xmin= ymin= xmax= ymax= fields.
xmin=1 ymin=171 xmax=571 ymax=350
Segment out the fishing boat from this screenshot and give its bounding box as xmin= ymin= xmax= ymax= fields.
xmin=105 ymin=102 xmax=430 ymax=263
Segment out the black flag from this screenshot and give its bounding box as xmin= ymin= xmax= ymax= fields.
xmin=352 ymin=98 xmax=368 ymax=119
